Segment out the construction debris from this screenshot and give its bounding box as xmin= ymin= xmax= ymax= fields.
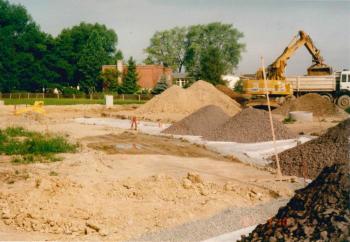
xmin=270 ymin=118 xmax=350 ymax=178
xmin=161 ymin=105 xmax=230 ymax=136
xmin=239 ymin=163 xmax=350 ymax=242
xmin=204 ymin=108 xmax=296 ymax=143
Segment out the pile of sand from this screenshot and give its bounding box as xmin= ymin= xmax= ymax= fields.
xmin=204 ymin=108 xmax=297 ymax=143
xmin=240 ymin=163 xmax=350 ymax=241
xmin=271 ymin=118 xmax=349 ymax=179
xmin=161 ymin=105 xmax=230 ymax=137
xmin=273 ymin=93 xmax=343 ymax=117
xmin=134 ymin=81 xmax=241 ymax=122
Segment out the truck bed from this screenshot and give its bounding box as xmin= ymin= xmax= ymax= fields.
xmin=287 ymin=75 xmax=336 ymax=92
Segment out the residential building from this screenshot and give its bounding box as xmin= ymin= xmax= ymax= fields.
xmin=102 ymin=61 xmax=173 ymax=89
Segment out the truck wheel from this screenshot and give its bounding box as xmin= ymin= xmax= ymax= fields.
xmin=337 ymin=95 xmax=350 ymax=109
xmin=321 ymin=94 xmax=333 ymax=103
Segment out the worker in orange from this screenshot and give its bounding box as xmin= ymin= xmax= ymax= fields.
xmin=131 ymin=116 xmax=137 ymax=130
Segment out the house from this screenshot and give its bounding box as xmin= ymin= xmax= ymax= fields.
xmin=102 ymin=61 xmax=173 ymax=89
xmin=172 ymin=72 xmax=193 ymax=87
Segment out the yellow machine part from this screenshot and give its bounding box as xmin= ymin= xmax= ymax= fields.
xmin=242 ymin=79 xmax=293 ymax=96
xmin=15 ymin=101 xmax=46 ymax=115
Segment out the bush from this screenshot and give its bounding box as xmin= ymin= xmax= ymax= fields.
xmin=151 ymin=75 xmax=169 ymax=95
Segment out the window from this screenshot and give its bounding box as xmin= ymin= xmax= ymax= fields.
xmin=348 ymin=75 xmax=350 ymax=82
xmin=341 ymin=74 xmax=347 ymax=82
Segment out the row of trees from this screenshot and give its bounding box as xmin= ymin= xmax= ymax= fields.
xmin=0 ymin=0 xmax=121 ymax=93
xmin=144 ymin=23 xmax=245 ymax=85
xmin=0 ymin=0 xmax=245 ymax=94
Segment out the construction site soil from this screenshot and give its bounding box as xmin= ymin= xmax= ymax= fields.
xmin=273 ymin=93 xmax=344 ymax=117
xmin=204 ymin=108 xmax=297 ymax=143
xmin=239 ymin=163 xmax=350 ymax=242
xmin=131 ymin=81 xmax=241 ymax=122
xmin=161 ymin=105 xmax=230 ymax=137
xmin=271 ymin=118 xmax=350 ymax=179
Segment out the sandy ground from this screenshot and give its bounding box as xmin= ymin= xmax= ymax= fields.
xmin=0 ymin=105 xmax=343 ymax=241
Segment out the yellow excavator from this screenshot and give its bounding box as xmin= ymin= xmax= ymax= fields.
xmin=242 ymin=30 xmax=333 ymax=107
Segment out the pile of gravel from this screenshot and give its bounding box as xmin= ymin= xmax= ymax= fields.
xmin=273 ymin=93 xmax=343 ymax=117
xmin=204 ymin=108 xmax=296 ymax=143
xmin=216 ymin=84 xmax=246 ymax=105
xmin=161 ymin=105 xmax=230 ymax=137
xmin=271 ymin=118 xmax=350 ymax=179
xmin=239 ymin=163 xmax=350 ymax=242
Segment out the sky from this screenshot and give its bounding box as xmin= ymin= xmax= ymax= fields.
xmin=8 ymin=0 xmax=350 ymax=75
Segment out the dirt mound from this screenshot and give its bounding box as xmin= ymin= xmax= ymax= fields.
xmin=216 ymin=84 xmax=246 ymax=104
xmin=239 ymin=163 xmax=350 ymax=242
xmin=204 ymin=108 xmax=296 ymax=143
xmin=161 ymin=105 xmax=230 ymax=136
xmin=273 ymin=93 xmax=343 ymax=117
xmin=271 ymin=118 xmax=350 ymax=179
xmin=0 ymin=171 xmax=278 ymax=240
xmin=134 ymin=81 xmax=241 ymax=122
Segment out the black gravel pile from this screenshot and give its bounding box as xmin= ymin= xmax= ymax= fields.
xmin=239 ymin=163 xmax=350 ymax=242
xmin=271 ymin=118 xmax=350 ymax=179
xmin=204 ymin=108 xmax=296 ymax=143
xmin=161 ymin=105 xmax=230 ymax=137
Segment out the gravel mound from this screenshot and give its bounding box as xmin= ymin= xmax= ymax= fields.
xmin=161 ymin=105 xmax=230 ymax=137
xmin=273 ymin=93 xmax=343 ymax=116
xmin=135 ymin=81 xmax=241 ymax=122
xmin=204 ymin=108 xmax=296 ymax=143
xmin=271 ymin=118 xmax=350 ymax=179
xmin=239 ymin=163 xmax=350 ymax=242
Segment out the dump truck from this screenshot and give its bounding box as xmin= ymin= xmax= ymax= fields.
xmin=287 ymin=70 xmax=350 ymax=109
xmin=242 ymin=30 xmax=350 ymax=109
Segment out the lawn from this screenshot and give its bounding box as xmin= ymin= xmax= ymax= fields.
xmin=3 ymin=98 xmax=146 ymax=105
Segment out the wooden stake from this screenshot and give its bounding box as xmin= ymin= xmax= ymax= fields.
xmin=261 ymin=57 xmax=282 ymax=178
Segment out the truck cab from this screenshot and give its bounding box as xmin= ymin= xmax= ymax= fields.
xmin=339 ymin=70 xmax=350 ymax=92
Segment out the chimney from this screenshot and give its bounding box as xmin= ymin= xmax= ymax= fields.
xmin=117 ymin=60 xmax=123 ymax=84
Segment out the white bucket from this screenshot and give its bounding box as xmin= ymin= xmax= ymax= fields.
xmin=105 ymin=95 xmax=113 ymax=107
xmin=289 ymin=111 xmax=313 ymax=122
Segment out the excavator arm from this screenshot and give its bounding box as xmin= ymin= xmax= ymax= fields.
xmin=256 ymin=30 xmax=332 ymax=80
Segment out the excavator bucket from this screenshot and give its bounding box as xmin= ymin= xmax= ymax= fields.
xmin=307 ymin=63 xmax=333 ymax=76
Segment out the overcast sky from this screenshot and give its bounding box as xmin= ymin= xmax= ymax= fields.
xmin=8 ymin=0 xmax=350 ymax=75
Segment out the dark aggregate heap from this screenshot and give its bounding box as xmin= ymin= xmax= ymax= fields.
xmin=239 ymin=163 xmax=350 ymax=242
xmin=161 ymin=105 xmax=230 ymax=137
xmin=271 ymin=118 xmax=350 ymax=179
xmin=204 ymin=108 xmax=296 ymax=143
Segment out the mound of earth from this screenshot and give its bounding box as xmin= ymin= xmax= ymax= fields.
xmin=271 ymin=118 xmax=349 ymax=179
xmin=161 ymin=105 xmax=230 ymax=137
xmin=273 ymin=93 xmax=343 ymax=117
xmin=134 ymin=81 xmax=241 ymax=122
xmin=204 ymin=108 xmax=296 ymax=143
xmin=239 ymin=163 xmax=350 ymax=242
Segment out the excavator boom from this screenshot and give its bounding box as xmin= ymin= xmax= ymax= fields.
xmin=256 ymin=30 xmax=332 ymax=80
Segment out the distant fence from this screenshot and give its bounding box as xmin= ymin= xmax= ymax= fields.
xmin=0 ymin=92 xmax=153 ymax=101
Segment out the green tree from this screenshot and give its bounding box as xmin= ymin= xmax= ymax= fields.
xmin=55 ymin=22 xmax=119 ymax=88
xmin=101 ymin=68 xmax=119 ymax=92
xmin=119 ymin=57 xmax=139 ymax=94
xmin=144 ymin=27 xmax=187 ymax=72
xmin=0 ymin=0 xmax=58 ymax=92
xmin=145 ymin=23 xmax=245 ymax=80
xmin=77 ymin=31 xmax=110 ymax=93
xmin=151 ymin=75 xmax=169 ymax=95
xmin=198 ymin=47 xmax=225 ymax=85
xmin=185 ymin=22 xmax=245 ymax=79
